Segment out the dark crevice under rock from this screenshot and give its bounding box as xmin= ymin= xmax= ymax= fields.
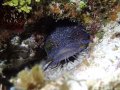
xmin=0 ymin=17 xmax=89 ymax=89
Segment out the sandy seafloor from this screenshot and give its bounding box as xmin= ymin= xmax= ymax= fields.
xmin=40 ymin=12 xmax=120 ymax=90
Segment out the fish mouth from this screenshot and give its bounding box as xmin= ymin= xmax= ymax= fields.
xmin=44 ymin=47 xmax=80 ymax=70
xmin=45 ymin=41 xmax=89 ymax=70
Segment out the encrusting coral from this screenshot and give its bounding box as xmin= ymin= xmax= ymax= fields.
xmin=10 ymin=65 xmax=70 ymax=90
xmin=11 ymin=65 xmax=45 ymax=90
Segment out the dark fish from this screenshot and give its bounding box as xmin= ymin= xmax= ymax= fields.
xmin=44 ymin=25 xmax=90 ymax=70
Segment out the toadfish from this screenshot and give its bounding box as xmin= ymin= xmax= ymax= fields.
xmin=44 ymin=25 xmax=90 ymax=70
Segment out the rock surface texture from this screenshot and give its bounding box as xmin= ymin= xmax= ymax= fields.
xmin=10 ymin=13 xmax=120 ymax=90
xmin=43 ymin=13 xmax=120 ymax=90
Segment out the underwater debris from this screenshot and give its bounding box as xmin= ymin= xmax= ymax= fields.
xmin=44 ymin=24 xmax=90 ymax=70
